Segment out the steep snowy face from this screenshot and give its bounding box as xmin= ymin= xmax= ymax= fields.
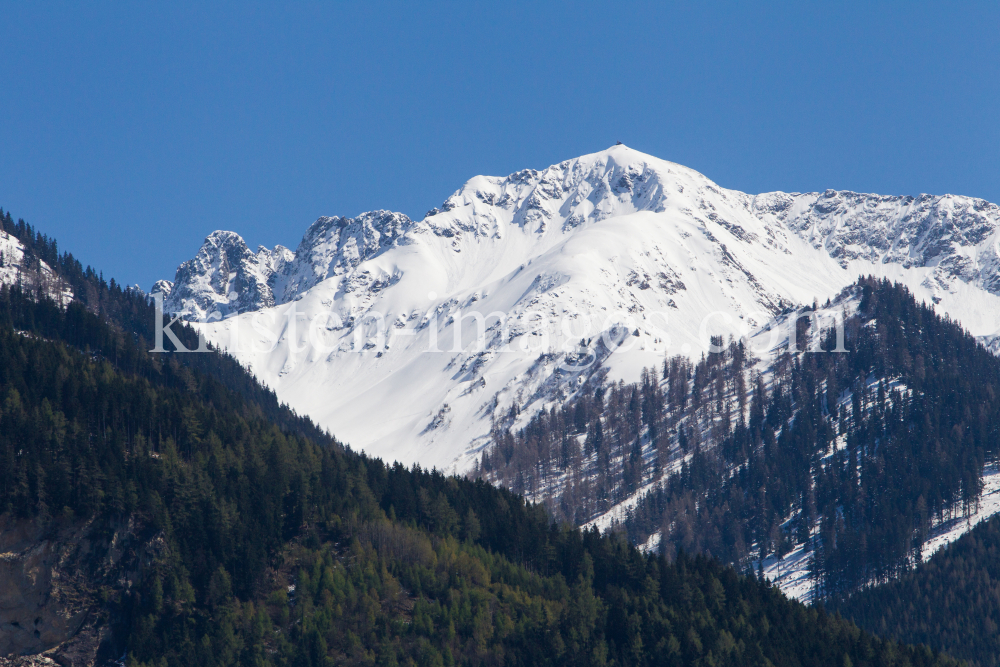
xmin=396 ymin=145 xmax=823 ymax=327
xmin=150 ymin=279 xmax=174 ymax=298
xmin=754 ymin=190 xmax=1000 ymax=297
xmin=0 ymin=229 xmax=71 ymax=303
xmin=157 ymin=231 xmax=293 ymax=320
xmin=155 ymin=211 xmax=413 ymax=318
xmin=155 ymin=145 xmax=1000 ymax=471
xmin=0 ymin=230 xmax=34 ymax=287
xmin=275 ymin=210 xmax=414 ymax=302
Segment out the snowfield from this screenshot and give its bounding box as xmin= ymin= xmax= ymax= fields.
xmin=152 ymin=145 xmax=1000 ymax=474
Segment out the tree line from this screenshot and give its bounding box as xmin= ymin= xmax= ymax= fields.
xmin=478 ymin=278 xmax=1000 ymax=599
xmin=0 ymin=210 xmax=964 ymax=666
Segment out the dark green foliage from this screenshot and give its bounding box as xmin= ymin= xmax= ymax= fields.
xmin=0 ymin=212 xmax=963 ymax=665
xmin=832 ymin=515 xmax=1000 ymax=667
xmin=0 ymin=282 xmax=959 ymax=667
xmin=482 ymin=278 xmax=1000 ymax=601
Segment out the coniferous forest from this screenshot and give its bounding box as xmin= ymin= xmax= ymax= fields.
xmin=0 ymin=213 xmax=970 ymax=665
xmin=479 ymin=278 xmax=1000 ymax=600
xmin=832 ymin=514 xmax=1000 ymax=667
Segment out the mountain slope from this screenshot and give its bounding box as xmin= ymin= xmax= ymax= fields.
xmin=474 ymin=277 xmax=1000 ymax=610
xmin=0 ymin=274 xmax=962 ymax=667
xmin=831 ymin=513 xmax=1000 ymax=667
xmin=153 ymin=146 xmax=1000 ymax=473
xmin=568 ymin=278 xmax=1000 ymax=601
xmin=0 ymin=210 xmax=73 ymax=304
xmin=828 ymin=517 xmax=1000 ymax=667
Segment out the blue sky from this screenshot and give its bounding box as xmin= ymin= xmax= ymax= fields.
xmin=1 ymin=2 xmax=998 ymax=290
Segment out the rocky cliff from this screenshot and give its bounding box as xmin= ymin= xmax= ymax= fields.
xmin=0 ymin=515 xmax=163 ymax=667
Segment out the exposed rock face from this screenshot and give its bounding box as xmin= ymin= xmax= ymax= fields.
xmin=274 ymin=210 xmax=413 ymax=302
xmin=0 ymin=516 xmax=161 ymax=666
xmin=149 ymin=280 xmax=173 ymax=299
xmin=151 ymin=146 xmax=1000 ymax=473
xmin=155 ymin=231 xmax=294 ymax=321
xmin=753 ymin=189 xmax=1000 ymax=296
xmin=154 ymin=211 xmax=412 ymax=320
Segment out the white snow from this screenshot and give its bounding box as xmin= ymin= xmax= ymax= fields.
xmin=0 ymin=230 xmax=72 ymax=304
xmin=920 ymin=463 xmax=1000 ymax=562
xmin=639 ymin=531 xmax=661 ymax=555
xmin=157 ymin=145 xmax=1000 ymax=474
xmin=755 ymin=464 xmax=1000 ymax=603
xmin=760 ymin=542 xmax=817 ymax=603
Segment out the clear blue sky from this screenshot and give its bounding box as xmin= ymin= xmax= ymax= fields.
xmin=1 ymin=2 xmax=998 ymax=290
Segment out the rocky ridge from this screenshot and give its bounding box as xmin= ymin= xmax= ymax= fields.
xmin=152 ymin=146 xmax=1000 ymax=472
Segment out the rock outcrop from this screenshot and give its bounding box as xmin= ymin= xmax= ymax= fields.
xmin=0 ymin=515 xmax=163 ymax=666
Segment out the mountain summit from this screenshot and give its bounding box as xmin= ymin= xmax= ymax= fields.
xmin=154 ymin=146 xmax=1000 ymax=469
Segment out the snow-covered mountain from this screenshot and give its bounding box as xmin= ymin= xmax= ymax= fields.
xmin=156 ymin=210 xmax=415 ymax=321
xmin=0 ymin=228 xmax=72 ymax=304
xmin=154 ymin=145 xmax=1000 ymax=471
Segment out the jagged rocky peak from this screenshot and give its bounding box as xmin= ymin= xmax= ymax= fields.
xmin=158 ymin=230 xmax=294 ymax=320
xmin=753 ymin=189 xmax=1000 ymax=295
xmin=150 ymin=279 xmax=173 ymax=297
xmin=159 ymin=210 xmax=414 ymax=319
xmin=156 ymin=146 xmax=748 ymax=320
xmin=426 ymin=144 xmax=715 ymax=237
xmin=276 ymin=210 xmax=413 ymax=301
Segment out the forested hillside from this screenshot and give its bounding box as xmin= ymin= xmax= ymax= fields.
xmin=0 ymin=211 xmax=962 ymax=666
xmin=479 ymin=278 xmax=1000 ymax=599
xmin=832 ymin=514 xmax=1000 ymax=667
xmin=0 ymin=206 xmax=334 ymax=445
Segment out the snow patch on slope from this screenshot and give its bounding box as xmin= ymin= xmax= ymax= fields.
xmin=0 ymin=230 xmax=72 ymax=304
xmin=920 ymin=464 xmax=1000 ymax=562
xmin=759 ymin=465 xmax=1000 ymax=603
xmin=157 ymin=145 xmax=1000 ymax=472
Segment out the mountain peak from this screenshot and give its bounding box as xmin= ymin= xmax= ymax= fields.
xmin=156 ymin=149 xmax=1000 ymax=473
xmin=424 ymin=144 xmax=717 ymax=247
xmin=161 ymin=229 xmax=287 ymax=319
